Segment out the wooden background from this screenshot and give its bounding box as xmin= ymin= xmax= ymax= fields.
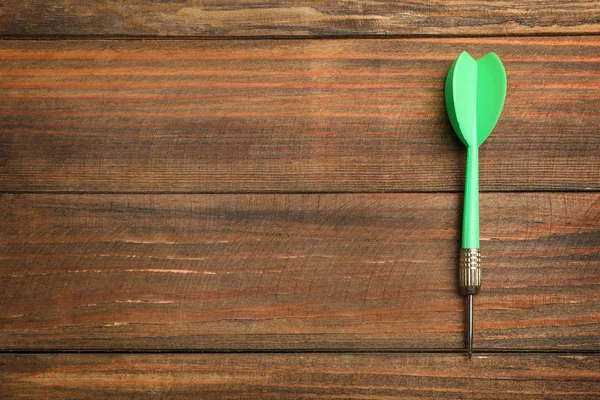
xmin=1 ymin=1 xmax=599 ymax=398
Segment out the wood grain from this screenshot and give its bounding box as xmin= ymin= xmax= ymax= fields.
xmin=2 ymin=353 xmax=600 ymax=399
xmin=1 ymin=193 xmax=599 ymax=351
xmin=2 ymin=1 xmax=600 ymax=37
xmin=1 ymin=38 xmax=599 ymax=193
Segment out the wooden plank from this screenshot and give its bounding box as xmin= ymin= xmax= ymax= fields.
xmin=1 ymin=38 xmax=599 ymax=193
xmin=2 ymin=1 xmax=600 ymax=37
xmin=1 ymin=193 xmax=599 ymax=351
xmin=2 ymin=353 xmax=600 ymax=399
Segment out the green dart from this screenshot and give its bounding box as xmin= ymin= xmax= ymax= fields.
xmin=445 ymin=51 xmax=507 ymax=359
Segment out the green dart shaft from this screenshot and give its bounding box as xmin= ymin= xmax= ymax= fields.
xmin=463 ymin=145 xmax=479 ymax=249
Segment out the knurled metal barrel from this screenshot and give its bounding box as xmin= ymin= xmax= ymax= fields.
xmin=459 ymin=248 xmax=481 ymax=295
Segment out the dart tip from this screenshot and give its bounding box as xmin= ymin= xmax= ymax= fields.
xmin=467 ymin=294 xmax=473 ymax=361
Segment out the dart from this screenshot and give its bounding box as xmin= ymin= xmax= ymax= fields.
xmin=444 ymin=51 xmax=507 ymax=359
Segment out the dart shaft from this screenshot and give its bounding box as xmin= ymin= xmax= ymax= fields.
xmin=463 ymin=146 xmax=480 ymax=249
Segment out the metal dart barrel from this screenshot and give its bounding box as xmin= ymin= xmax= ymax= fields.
xmin=460 ymin=248 xmax=481 ymax=296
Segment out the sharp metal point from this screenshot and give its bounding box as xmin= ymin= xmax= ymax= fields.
xmin=467 ymin=294 xmax=473 ymax=360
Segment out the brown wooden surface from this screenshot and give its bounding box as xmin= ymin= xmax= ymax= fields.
xmin=2 ymin=353 xmax=600 ymax=399
xmin=2 ymin=1 xmax=600 ymax=37
xmin=2 ymin=193 xmax=599 ymax=351
xmin=2 ymin=1 xmax=600 ymax=396
xmin=1 ymin=37 xmax=599 ymax=193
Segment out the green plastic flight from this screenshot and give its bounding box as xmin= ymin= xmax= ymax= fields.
xmin=445 ymin=51 xmax=507 ymax=249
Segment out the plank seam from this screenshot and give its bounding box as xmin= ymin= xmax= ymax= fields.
xmin=1 ymin=190 xmax=599 ymax=195
xmin=2 ymin=349 xmax=600 ymax=355
xmin=2 ymin=32 xmax=600 ymax=41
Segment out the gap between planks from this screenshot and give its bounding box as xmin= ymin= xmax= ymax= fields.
xmin=2 ymin=349 xmax=600 ymax=355
xmin=1 ymin=190 xmax=599 ymax=195
xmin=3 ymin=32 xmax=600 ymax=41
